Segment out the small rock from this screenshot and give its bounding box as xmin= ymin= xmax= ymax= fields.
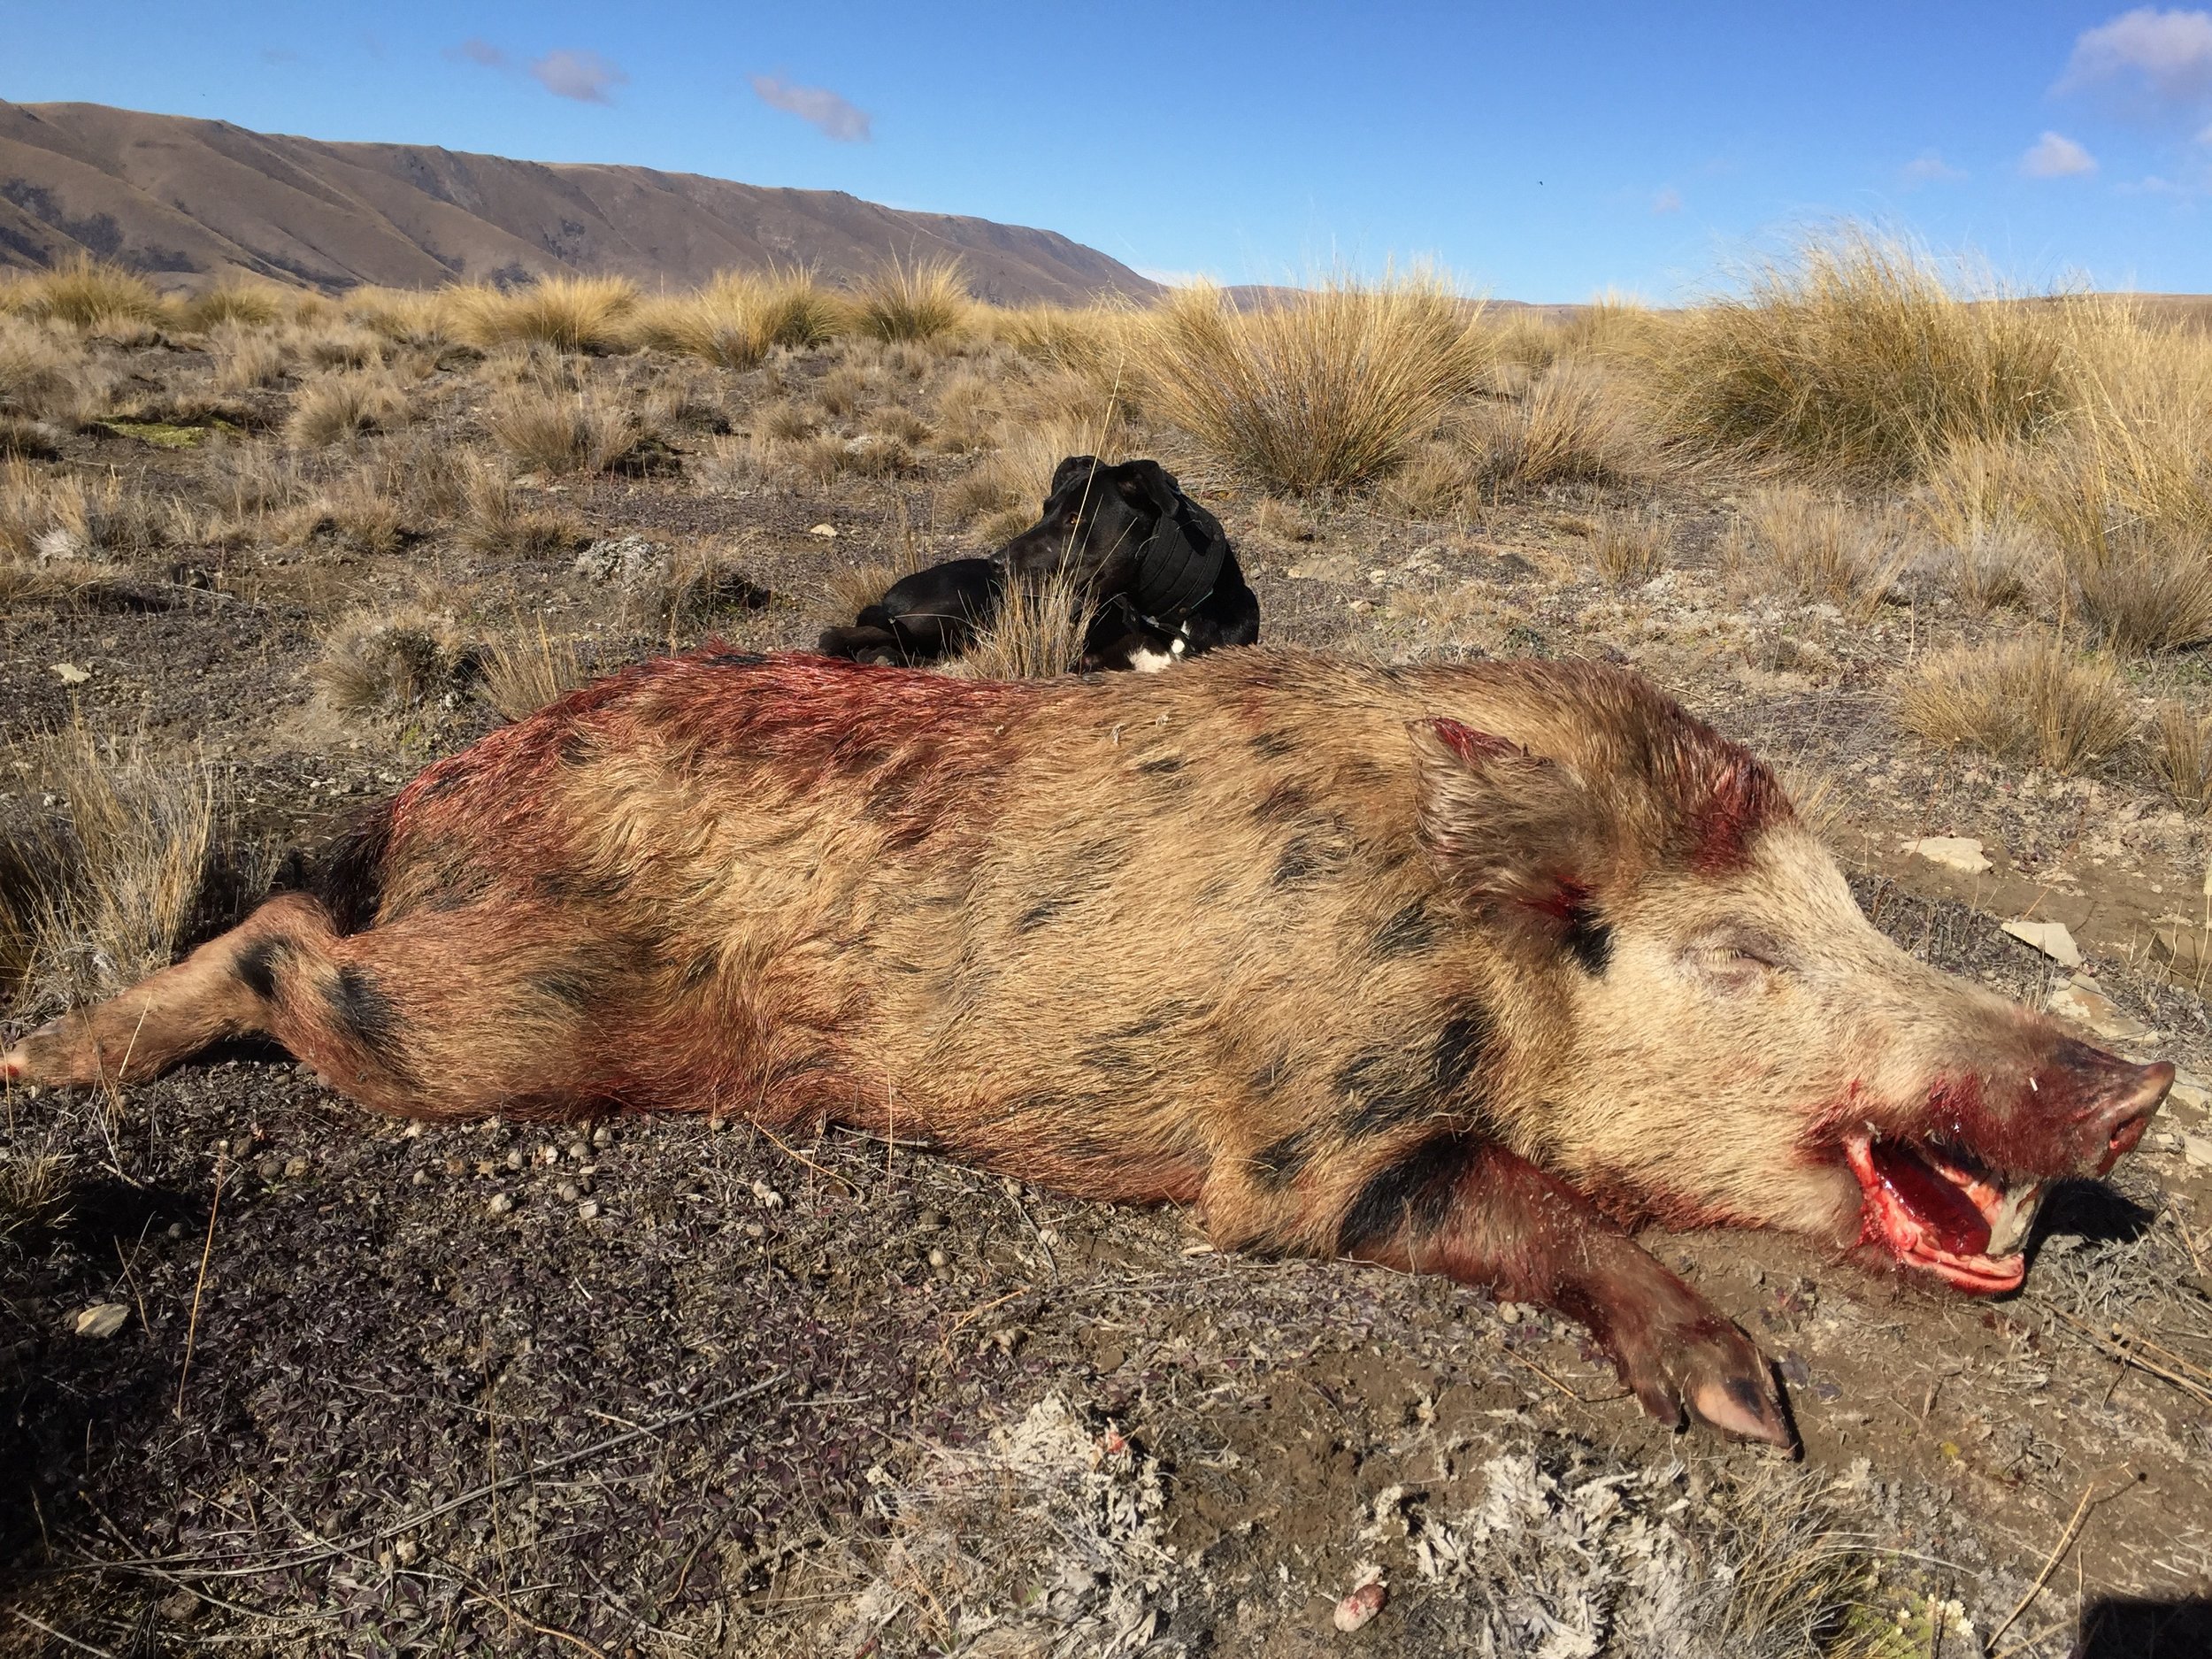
xmin=504 ymin=1149 xmax=525 ymax=1171
xmin=1333 ymin=1575 xmax=1386 ymax=1633
xmin=257 ymin=1154 xmax=285 ymax=1181
xmin=1286 ymin=552 xmax=1359 ymax=583
xmin=50 ymin=662 xmax=89 ymax=685
xmin=927 ymin=1247 xmax=949 ymax=1269
xmin=282 ymin=1156 xmax=310 ymax=1179
xmin=2182 ymin=1133 xmax=2212 ymax=1171
xmin=2047 ymin=979 xmax=2154 ymax=1044
xmin=536 ymin=1144 xmax=559 ymax=1165
xmin=577 ymin=1200 xmax=601 ymax=1220
xmin=743 ymin=1221 xmax=765 ymax=1240
xmin=487 ymin=1193 xmax=514 ymax=1217
xmin=2002 ymin=919 xmax=2082 ymax=969
xmin=74 ymin=1302 xmax=130 ymax=1339
xmin=2168 ymin=1074 xmax=2208 ymax=1119
xmin=1900 ymin=836 xmax=1992 ymax=875
xmin=572 ymin=534 xmax=672 ymax=588
xmin=808 ymin=523 xmax=838 ymax=538
xmin=1496 ymin=1301 xmax=1522 ymax=1324
xmin=567 ymin=1141 xmax=589 ymax=1161
xmin=411 ymin=1169 xmax=431 ymax=1187
xmin=751 ymin=1179 xmax=785 ymax=1210
xmin=592 ymin=1125 xmax=613 ymax=1148
xmin=557 ymin=1180 xmax=581 ymax=1203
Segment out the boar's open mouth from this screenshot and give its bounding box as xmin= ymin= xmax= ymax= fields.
xmin=1843 ymin=1133 xmax=2042 ymax=1294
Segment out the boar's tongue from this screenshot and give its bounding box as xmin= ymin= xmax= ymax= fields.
xmin=1863 ymin=1140 xmax=1991 ymax=1257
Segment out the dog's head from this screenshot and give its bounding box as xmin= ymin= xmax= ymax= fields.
xmin=995 ymin=457 xmax=1230 ymax=621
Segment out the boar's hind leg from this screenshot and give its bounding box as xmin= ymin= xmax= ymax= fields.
xmin=4 ymin=892 xmax=605 ymax=1120
xmin=1335 ymin=1134 xmax=1792 ymax=1447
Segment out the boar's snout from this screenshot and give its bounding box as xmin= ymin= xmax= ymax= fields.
xmin=1844 ymin=1033 xmax=2171 ymax=1297
xmin=2039 ymin=1041 xmax=2171 ymax=1174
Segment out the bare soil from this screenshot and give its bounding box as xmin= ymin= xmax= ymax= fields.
xmin=4 ymin=334 xmax=2210 ymax=1658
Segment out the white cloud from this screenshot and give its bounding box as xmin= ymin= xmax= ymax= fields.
xmin=530 ymin=49 xmax=627 ymax=104
xmin=2061 ymin=8 xmax=2212 ymax=105
xmin=1651 ymin=186 xmax=1683 ymax=214
xmin=1901 ymin=151 xmax=1968 ymax=185
xmin=750 ymin=74 xmax=872 ymax=142
xmin=2021 ymin=131 xmax=2100 ymax=177
xmin=449 ymin=38 xmax=506 ymax=70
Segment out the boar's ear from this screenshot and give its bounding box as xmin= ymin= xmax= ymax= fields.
xmin=1412 ymin=718 xmax=1620 ymax=956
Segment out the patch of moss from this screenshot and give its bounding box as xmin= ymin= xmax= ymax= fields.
xmin=98 ymin=418 xmax=242 ymax=449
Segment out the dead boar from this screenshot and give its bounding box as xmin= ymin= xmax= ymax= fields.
xmin=4 ymin=649 xmax=2171 ymax=1444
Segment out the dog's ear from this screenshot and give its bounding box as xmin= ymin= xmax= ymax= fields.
xmin=1112 ymin=458 xmax=1184 ymax=520
xmin=1049 ymin=455 xmax=1101 ymax=499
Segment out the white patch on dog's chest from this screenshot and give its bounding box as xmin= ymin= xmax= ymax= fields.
xmin=1129 ymin=628 xmax=1191 ymax=674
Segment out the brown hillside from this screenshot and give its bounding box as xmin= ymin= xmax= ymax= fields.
xmin=0 ymin=99 xmax=1160 ymax=306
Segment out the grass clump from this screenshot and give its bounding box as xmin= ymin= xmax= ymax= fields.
xmin=941 ymin=570 xmax=1094 ymax=680
xmin=626 ymin=267 xmax=844 ymax=366
xmin=1726 ymin=488 xmax=1913 ymax=615
xmin=313 ymin=604 xmax=475 ymax=715
xmin=479 ymin=624 xmax=587 ymax=722
xmin=1898 ymin=634 xmax=2134 ymax=773
xmin=1630 ymin=227 xmax=2073 ymax=478
xmin=449 ymin=274 xmax=639 ymax=354
xmin=0 ymin=725 xmax=240 ymax=1009
xmin=1589 ymin=508 xmax=1671 ymax=587
xmin=849 ymin=256 xmax=972 ymax=344
xmin=285 ymin=369 xmax=411 ymax=446
xmin=176 ymin=282 xmax=287 ymax=332
xmin=5 ymin=257 xmax=165 ymax=334
xmin=1140 ymin=273 xmax=1490 ymax=494
xmin=2151 ymin=703 xmax=2212 ymax=813
xmin=1471 ymin=360 xmax=1655 ymax=489
xmin=457 ymin=465 xmax=578 ymax=558
xmin=486 ymin=386 xmax=647 ymax=475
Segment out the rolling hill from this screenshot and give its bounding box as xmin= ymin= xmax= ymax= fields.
xmin=0 ymin=99 xmax=1160 ymax=306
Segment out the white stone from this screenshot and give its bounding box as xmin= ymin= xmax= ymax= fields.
xmin=1901 ymin=836 xmax=1992 ymax=875
xmin=50 ymin=662 xmax=88 ymax=685
xmin=808 ymin=523 xmax=838 ymax=538
xmin=2003 ymin=919 xmax=2083 ymax=968
xmin=74 ymin=1302 xmax=129 ymax=1339
xmin=2047 ymin=979 xmax=2153 ymax=1044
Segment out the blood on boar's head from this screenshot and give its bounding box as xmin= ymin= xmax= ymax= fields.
xmin=1413 ymin=700 xmax=2170 ymax=1297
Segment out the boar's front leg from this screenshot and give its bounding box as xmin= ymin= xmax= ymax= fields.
xmin=1333 ymin=1133 xmax=1791 ymax=1446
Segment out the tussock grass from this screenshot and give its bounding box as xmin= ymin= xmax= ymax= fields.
xmin=1139 ymin=273 xmax=1489 ymax=494
xmin=941 ymin=570 xmax=1093 ymax=680
xmin=342 ymin=286 xmax=467 ymax=354
xmin=1471 ymin=359 xmax=1655 ymax=489
xmin=209 ymin=322 xmax=289 ymax=391
xmin=1727 ymin=488 xmax=1913 ymax=615
xmin=1628 ymin=228 xmax=2073 ymax=478
xmin=849 ymin=256 xmax=972 ymax=344
xmin=0 ymin=460 xmax=158 ymax=562
xmin=277 ymin=472 xmax=406 ymax=557
xmin=2151 ymin=703 xmax=2212 ymax=813
xmin=0 ymin=1152 xmax=70 ymax=1248
xmin=1 ymin=724 xmax=225 ymax=1009
xmin=449 ymin=274 xmax=639 ymax=354
xmin=486 ymin=385 xmax=644 ymax=475
xmin=177 ymin=282 xmax=287 ymax=332
xmin=285 ymin=369 xmax=411 ymax=446
xmin=3 ymin=257 xmax=165 ymax=333
xmin=313 ymin=603 xmax=475 ymax=715
xmin=457 ymin=465 xmax=578 ymax=558
xmin=0 ymin=315 xmax=109 ymax=425
xmin=1377 ymin=442 xmax=1478 ymax=518
xmin=1899 ymin=635 xmax=2134 ymax=773
xmin=479 ymin=624 xmax=586 ymax=722
xmin=1589 ymin=507 xmax=1670 ymax=587
xmin=626 ymin=267 xmax=844 ymax=365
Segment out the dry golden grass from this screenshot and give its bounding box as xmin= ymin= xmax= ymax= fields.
xmin=176 ymin=282 xmax=288 ymax=332
xmin=2059 ymin=524 xmax=2212 ymax=655
xmin=1376 ymin=443 xmax=1478 ymax=518
xmin=1898 ymin=635 xmax=2135 ymax=773
xmin=1248 ymin=495 xmax=1318 ymax=543
xmin=3 ymin=257 xmax=165 ymax=334
xmin=0 ymin=315 xmax=110 ymax=426
xmin=313 ymin=603 xmax=474 ymax=715
xmin=941 ymin=572 xmax=1092 ymax=680
xmin=3 ymin=724 xmax=221 ymax=1007
xmin=342 ymin=286 xmax=467 ymax=353
xmin=278 ymin=474 xmax=406 ymax=558
xmin=1589 ymin=507 xmax=1671 ymax=587
xmin=457 ymin=465 xmax=578 ymax=559
xmin=486 ymin=385 xmax=642 ymax=474
xmin=286 ymin=369 xmax=411 ymax=446
xmin=1471 ymin=359 xmax=1655 ymax=489
xmin=0 ymin=1151 xmax=70 ymax=1247
xmin=209 ymin=322 xmax=289 ymax=391
xmin=0 ymin=461 xmax=157 ymax=562
xmin=1728 ymin=488 xmax=1913 ymax=615
xmin=1139 ymin=274 xmax=1490 ymax=494
xmin=626 ymin=267 xmax=845 ymax=365
xmin=2151 ymin=702 xmax=2212 ymax=812
xmin=295 ymin=321 xmax=387 ymax=371
xmin=1626 ymin=228 xmax=2074 ymax=478
xmin=479 ymin=624 xmax=586 ymax=722
xmin=449 ymin=274 xmax=640 ymax=353
xmin=849 ymin=256 xmax=973 ymax=345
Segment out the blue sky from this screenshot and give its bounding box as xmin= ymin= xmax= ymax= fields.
xmin=4 ymin=3 xmax=2208 ymax=300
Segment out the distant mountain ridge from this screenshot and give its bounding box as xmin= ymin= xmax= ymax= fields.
xmin=0 ymin=99 xmax=1161 ymax=307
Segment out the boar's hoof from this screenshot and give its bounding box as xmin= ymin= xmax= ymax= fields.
xmin=1616 ymin=1311 xmax=1794 ymax=1449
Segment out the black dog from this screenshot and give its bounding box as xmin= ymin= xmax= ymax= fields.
xmin=816 ymin=457 xmax=1260 ymax=672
